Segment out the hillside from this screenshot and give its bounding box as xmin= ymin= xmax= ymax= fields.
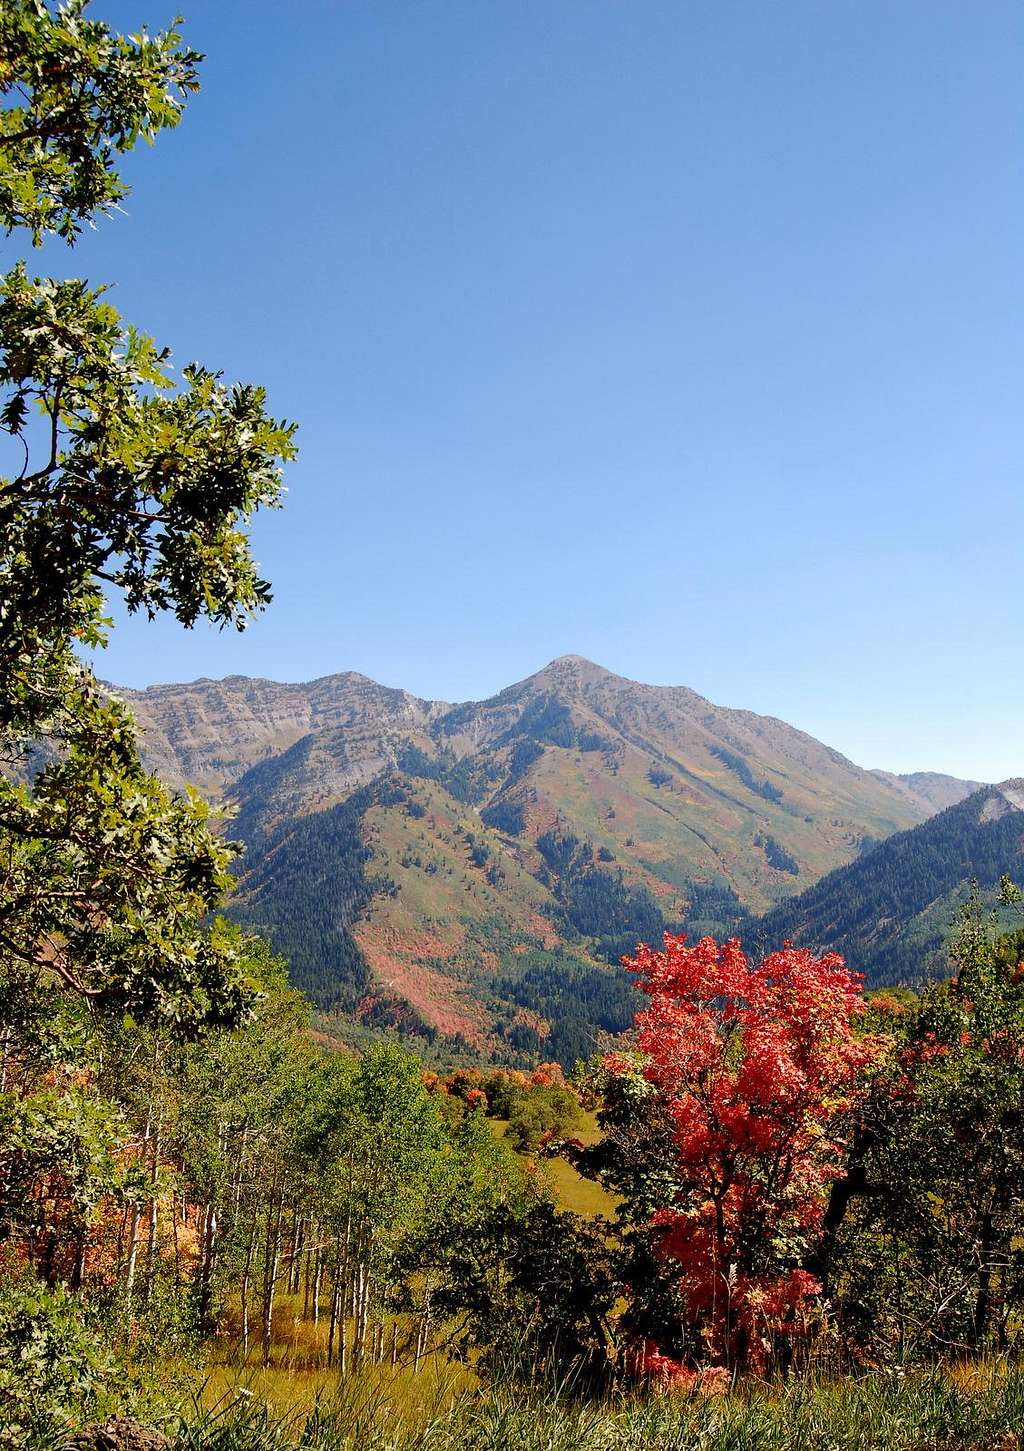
xmin=752 ymin=780 xmax=1024 ymax=984
xmin=115 ymin=656 xmax=980 ymax=1059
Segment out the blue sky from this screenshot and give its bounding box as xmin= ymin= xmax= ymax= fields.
xmin=53 ymin=1 xmax=1021 ymax=781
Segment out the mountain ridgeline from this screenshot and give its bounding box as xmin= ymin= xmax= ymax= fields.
xmin=117 ymin=657 xmax=984 ymax=1061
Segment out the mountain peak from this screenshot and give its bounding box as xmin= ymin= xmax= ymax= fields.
xmin=528 ymin=655 xmax=648 ymax=694
xmin=537 ymin=653 xmax=613 ymax=677
xmin=112 ymin=657 xmax=993 ymax=1047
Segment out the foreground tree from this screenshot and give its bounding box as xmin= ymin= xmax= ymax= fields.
xmin=830 ymin=881 xmax=1024 ymax=1359
xmin=1 ymin=0 xmax=295 ymax=1029
xmin=0 ymin=6 xmax=294 ymax=1432
xmin=579 ymin=935 xmax=876 ymax=1378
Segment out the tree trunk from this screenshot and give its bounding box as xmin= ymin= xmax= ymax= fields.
xmin=124 ymin=1109 xmax=152 ymax=1299
xmin=241 ymin=1215 xmax=258 ymax=1361
xmin=414 ymin=1286 xmax=432 ymax=1373
xmin=312 ymin=1246 xmax=322 ymax=1325
xmin=973 ymin=1208 xmax=996 ymax=1348
xmin=143 ymin=1107 xmax=163 ymax=1302
xmin=803 ymin=1126 xmax=885 ymax=1293
xmin=261 ymin=1194 xmax=283 ymax=1368
xmin=71 ymin=1231 xmax=87 ymax=1290
xmin=327 ymin=1270 xmax=341 ymax=1368
xmin=353 ymin=1258 xmax=366 ymax=1368
xmin=288 ymin=1209 xmax=302 ymax=1296
xmin=198 ymin=1201 xmax=219 ymax=1335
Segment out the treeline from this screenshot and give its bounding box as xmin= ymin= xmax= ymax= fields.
xmin=535 ymin=830 xmax=668 ymax=964
xmin=756 ymin=785 xmax=1020 ymax=982
xmin=229 ymin=783 xmax=387 ymax=1010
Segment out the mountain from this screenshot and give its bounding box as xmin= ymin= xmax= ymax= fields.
xmin=752 ymin=780 xmax=1024 ymax=985
xmin=114 ymin=656 xmax=981 ymax=1061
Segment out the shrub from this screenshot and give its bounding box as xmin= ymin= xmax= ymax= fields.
xmin=507 ymin=1082 xmax=583 ymax=1152
xmin=0 ymin=1276 xmax=124 ymax=1447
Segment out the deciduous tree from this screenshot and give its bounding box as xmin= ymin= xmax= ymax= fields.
xmin=585 ymin=934 xmax=875 ymax=1377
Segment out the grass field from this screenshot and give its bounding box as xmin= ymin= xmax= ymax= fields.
xmin=490 ymin=1109 xmax=620 ymax=1220
xmin=185 ymin=1255 xmax=1023 ymax=1451
xmin=178 ymin=1359 xmax=1024 ymax=1450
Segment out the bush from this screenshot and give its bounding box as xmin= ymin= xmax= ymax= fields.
xmin=483 ymin=1069 xmax=528 ymax=1119
xmin=507 ymin=1082 xmax=583 ymax=1152
xmin=0 ymin=1276 xmax=125 ymax=1447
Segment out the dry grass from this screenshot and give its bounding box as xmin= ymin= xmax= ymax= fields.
xmin=200 ymin=1357 xmax=475 ymax=1424
xmin=202 ymin=1289 xmax=475 ymax=1425
xmin=175 ymin=1359 xmax=1024 ymax=1451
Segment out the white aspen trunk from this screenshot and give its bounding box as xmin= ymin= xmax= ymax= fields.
xmin=312 ymin=1246 xmax=322 ymax=1325
xmin=261 ymin=1195 xmax=283 ymax=1368
xmin=338 ymin=1287 xmax=348 ymax=1379
xmin=232 ymin=1129 xmax=247 ymax=1220
xmin=288 ymin=1208 xmax=301 ymax=1296
xmin=327 ymin=1269 xmax=341 ymax=1367
xmin=355 ymin=1257 xmax=369 ymax=1368
xmin=198 ymin=1202 xmax=218 ymax=1333
xmin=124 ymin=1108 xmax=152 ymax=1298
xmin=116 ymin=1202 xmax=130 ymax=1269
xmin=143 ymin=1106 xmax=163 ymax=1301
xmin=414 ymin=1286 xmax=432 ymax=1374
xmin=240 ymin=1216 xmax=258 ymax=1361
xmin=124 ymin=1202 xmax=143 ymax=1299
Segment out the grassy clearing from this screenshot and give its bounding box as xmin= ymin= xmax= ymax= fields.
xmin=190 ymin=1294 xmax=1022 ymax=1450
xmin=173 ymin=1361 xmax=1024 ymax=1450
xmin=489 ymin=1110 xmax=620 ymax=1220
xmin=538 ymin=1108 xmax=620 ymax=1220
xmin=199 ymin=1358 xmax=475 ymax=1424
xmin=202 ymin=1290 xmax=477 ymax=1420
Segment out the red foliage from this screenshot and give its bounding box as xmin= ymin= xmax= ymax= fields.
xmin=625 ymin=1340 xmax=731 ymax=1395
xmin=615 ymin=934 xmax=876 ymax=1373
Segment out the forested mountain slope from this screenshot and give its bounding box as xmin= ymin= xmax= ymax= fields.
xmin=115 ymin=657 xmax=980 ymax=1059
xmin=752 ymin=781 xmax=1024 ymax=985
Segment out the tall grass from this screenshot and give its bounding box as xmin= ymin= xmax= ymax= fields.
xmin=172 ymin=1361 xmax=1024 ymax=1451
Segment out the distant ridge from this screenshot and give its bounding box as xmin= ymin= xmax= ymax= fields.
xmin=870 ymin=768 xmax=984 ymax=814
xmin=753 ymin=781 xmax=1024 ymax=985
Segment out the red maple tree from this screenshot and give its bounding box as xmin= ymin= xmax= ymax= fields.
xmin=614 ymin=933 xmax=876 ymax=1376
